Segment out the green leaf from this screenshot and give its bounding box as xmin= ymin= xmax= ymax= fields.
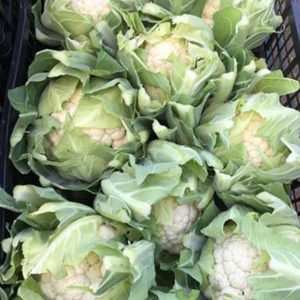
xmin=18 ymin=277 xmax=45 ymax=300
xmin=211 ymin=0 xmax=282 ymax=51
xmin=22 ymin=215 xmax=105 ymax=278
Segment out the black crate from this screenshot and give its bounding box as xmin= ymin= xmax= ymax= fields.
xmin=0 ymin=0 xmax=16 ymax=126
xmin=0 ymin=0 xmax=300 ymax=250
xmin=259 ymin=0 xmax=300 ymax=213
xmin=0 ymin=0 xmax=18 ymax=252
xmin=0 ymin=0 xmax=42 ymax=251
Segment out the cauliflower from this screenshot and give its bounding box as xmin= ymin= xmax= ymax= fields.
xmin=117 ymin=15 xmax=219 ymax=115
xmin=98 ymin=141 xmax=214 ymax=255
xmin=198 ymin=206 xmax=300 ymax=300
xmin=145 ymin=38 xmax=191 ymax=76
xmin=35 ymin=0 xmax=121 ymax=52
xmin=153 ymin=198 xmax=199 ymax=254
xmin=40 ymin=224 xmax=116 ymax=300
xmin=206 ymin=234 xmax=265 ymax=300
xmin=41 ymin=252 xmax=105 ymax=300
xmin=70 ymin=0 xmax=111 ymax=22
xmin=82 ymin=127 xmax=127 ymax=148
xmin=197 ymin=93 xmax=300 ymax=173
xmin=241 ymin=113 xmax=274 ymax=166
xmin=98 ymin=224 xmax=117 ymax=240
xmin=44 ymin=85 xmax=128 ymax=152
xmin=0 ymin=186 xmax=157 ymax=300
xmin=12 ymin=52 xmax=139 ymax=186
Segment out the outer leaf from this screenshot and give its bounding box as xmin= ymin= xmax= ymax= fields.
xmin=210 ymin=0 xmax=282 ymax=51
xmin=150 ymin=288 xmax=200 ymax=300
xmin=22 ymin=215 xmax=105 ymax=278
xmin=123 ymin=241 xmax=156 ymax=300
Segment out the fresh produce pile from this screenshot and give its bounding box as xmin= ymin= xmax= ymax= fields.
xmin=1 ymin=0 xmax=300 ymax=299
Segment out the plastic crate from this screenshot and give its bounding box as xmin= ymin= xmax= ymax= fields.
xmin=0 ymin=0 xmax=18 ymax=252
xmin=0 ymin=0 xmax=300 ymax=250
xmin=258 ymin=0 xmax=300 ymax=213
xmin=0 ymin=0 xmax=15 ymax=125
xmin=0 ymin=0 xmax=42 ymax=251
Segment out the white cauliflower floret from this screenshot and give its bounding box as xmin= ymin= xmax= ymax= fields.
xmin=41 ymin=252 xmax=105 ymax=300
xmin=98 ymin=224 xmax=117 ymax=240
xmin=242 ymin=113 xmax=274 ymax=166
xmin=82 ymin=127 xmax=128 ymax=149
xmin=70 ymin=0 xmax=111 ymax=22
xmin=40 ymin=225 xmax=115 ymax=300
xmin=45 ymin=87 xmax=128 ymax=150
xmin=44 ymin=87 xmax=83 ymax=150
xmin=145 ymin=38 xmax=190 ymax=76
xmin=156 ymin=198 xmax=199 ymax=254
xmin=207 ymin=234 xmax=262 ymax=300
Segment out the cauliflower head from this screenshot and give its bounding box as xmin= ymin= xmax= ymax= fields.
xmin=197 ymin=93 xmax=300 ymax=174
xmin=206 ymin=234 xmax=266 ymax=300
xmin=201 ymin=0 xmax=282 ymax=50
xmin=225 ymin=111 xmax=276 ymax=168
xmin=40 ymin=224 xmax=116 ymax=300
xmin=35 ymin=0 xmax=122 ymax=52
xmin=117 ymin=16 xmax=219 ymax=115
xmin=152 ymin=197 xmax=199 ymax=254
xmin=41 ymin=252 xmax=105 ymax=300
xmin=199 ymin=205 xmax=300 ymax=300
xmin=145 ymin=38 xmax=191 ymax=77
xmin=240 ymin=112 xmax=274 ymax=166
xmin=70 ymin=0 xmax=111 ymax=22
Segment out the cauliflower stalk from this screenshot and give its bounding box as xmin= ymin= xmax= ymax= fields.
xmin=96 ymin=140 xmax=217 ymax=254
xmin=9 ymin=50 xmax=143 ymax=190
xmin=117 ymin=15 xmax=224 ymax=115
xmin=196 ymin=93 xmax=300 ymax=182
xmin=33 ymin=0 xmax=121 ymax=52
xmin=0 ymin=186 xmax=156 ymax=300
xmin=199 ymin=205 xmax=300 ymax=300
